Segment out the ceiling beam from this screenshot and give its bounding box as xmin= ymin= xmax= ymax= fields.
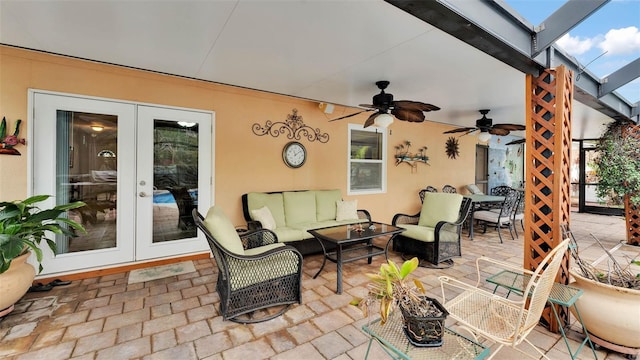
xmin=599 ymin=57 xmax=640 ymax=98
xmin=384 ymin=0 xmax=634 ymax=122
xmin=532 ymin=0 xmax=609 ymax=58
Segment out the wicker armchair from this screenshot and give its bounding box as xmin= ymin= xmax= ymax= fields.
xmin=442 ymin=184 xmax=457 ymax=193
xmin=392 ymin=193 xmax=473 ymax=267
xmin=439 ymin=238 xmax=570 ymax=359
xmin=193 ymin=207 xmax=303 ymax=323
xmin=418 ymin=186 xmax=438 ymax=203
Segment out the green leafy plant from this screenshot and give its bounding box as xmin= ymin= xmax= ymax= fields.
xmin=0 ymin=195 xmax=86 ymax=274
xmin=593 ymin=120 xmax=640 ymax=206
xmin=351 ymin=257 xmax=428 ymax=324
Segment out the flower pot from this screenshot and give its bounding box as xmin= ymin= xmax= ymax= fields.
xmin=399 ymin=296 xmax=448 ymax=347
xmin=0 ymin=252 xmax=36 ymax=315
xmin=570 ymin=268 xmax=640 ymax=349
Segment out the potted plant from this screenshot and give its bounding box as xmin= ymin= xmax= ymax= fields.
xmin=568 ymin=229 xmax=640 ymax=352
xmin=351 ymin=257 xmax=448 ymax=347
xmin=0 ymin=195 xmax=85 ymax=315
xmin=592 ymin=119 xmax=640 ymax=245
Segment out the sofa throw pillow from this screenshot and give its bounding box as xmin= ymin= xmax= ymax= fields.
xmin=251 ymin=206 xmax=276 ymax=230
xmin=336 ymin=200 xmax=358 ymax=221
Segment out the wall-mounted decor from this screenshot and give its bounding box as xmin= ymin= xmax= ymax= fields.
xmin=0 ymin=117 xmax=25 ymax=155
xmin=445 ymin=136 xmax=460 ymax=159
xmin=394 ymin=140 xmax=429 ymax=171
xmin=252 ymin=108 xmax=329 ymax=143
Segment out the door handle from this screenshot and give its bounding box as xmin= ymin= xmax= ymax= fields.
xmin=139 ymin=192 xmax=148 ymax=197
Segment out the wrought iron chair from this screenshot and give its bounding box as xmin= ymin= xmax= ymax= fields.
xmin=193 ymin=207 xmax=303 ymax=323
xmin=418 ymin=186 xmax=438 ymax=203
xmin=439 ymin=238 xmax=570 ymax=360
xmin=482 ymin=185 xmax=513 ymax=210
xmin=392 ymin=193 xmax=473 ymax=267
xmin=442 ymin=184 xmax=457 ymax=193
xmin=472 ymin=188 xmax=519 ymax=243
xmin=490 ymin=185 xmax=513 ymax=197
xmin=511 ymin=190 xmax=525 ymax=237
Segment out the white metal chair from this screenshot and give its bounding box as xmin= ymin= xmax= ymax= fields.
xmin=439 ymin=238 xmax=570 ymax=360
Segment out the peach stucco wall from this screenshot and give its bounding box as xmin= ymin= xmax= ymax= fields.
xmin=0 ymin=45 xmax=476 ymax=227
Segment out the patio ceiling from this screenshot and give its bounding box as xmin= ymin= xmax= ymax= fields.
xmin=0 ymin=0 xmax=634 ymax=140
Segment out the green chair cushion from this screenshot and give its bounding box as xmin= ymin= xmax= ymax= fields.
xmin=418 ymin=193 xmax=463 ymax=227
xmin=284 ymin=191 xmax=317 ymax=226
xmin=204 ymin=206 xmax=244 ymax=255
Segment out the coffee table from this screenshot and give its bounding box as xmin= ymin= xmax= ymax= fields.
xmin=362 ymin=310 xmax=490 ymax=359
xmin=308 ymin=222 xmax=404 ymax=294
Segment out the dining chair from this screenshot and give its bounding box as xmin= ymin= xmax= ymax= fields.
xmin=512 ymin=190 xmax=525 ymax=237
xmin=439 ymin=238 xmax=570 ymax=360
xmin=442 ymin=184 xmax=457 ymax=193
xmin=472 ymin=188 xmax=519 ymax=243
xmin=418 ymin=186 xmax=438 ymax=203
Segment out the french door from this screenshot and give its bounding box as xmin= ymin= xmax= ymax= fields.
xmin=31 ymin=91 xmax=212 ymax=275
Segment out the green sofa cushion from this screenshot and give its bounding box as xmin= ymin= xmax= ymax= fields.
xmin=418 ymin=193 xmax=463 ymax=227
xmin=315 ymin=190 xmax=342 ymax=221
xmin=204 ymin=206 xmax=244 ymax=255
xmin=247 ymin=192 xmax=286 ymax=228
xmin=283 ymin=191 xmax=317 ymax=226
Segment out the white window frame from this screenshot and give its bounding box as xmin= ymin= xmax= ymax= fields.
xmin=347 ymin=123 xmax=387 ymax=195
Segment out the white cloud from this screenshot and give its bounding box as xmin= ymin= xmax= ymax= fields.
xmin=556 ymin=34 xmax=594 ymax=55
xmin=598 ymin=26 xmax=640 ymax=56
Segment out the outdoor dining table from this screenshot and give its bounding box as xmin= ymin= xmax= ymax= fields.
xmin=463 ymin=194 xmax=505 ymax=239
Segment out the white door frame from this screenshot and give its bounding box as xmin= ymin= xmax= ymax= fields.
xmin=28 ymin=89 xmax=214 ymax=276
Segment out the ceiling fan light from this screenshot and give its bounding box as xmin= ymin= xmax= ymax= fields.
xmin=477 ymin=131 xmax=492 ymax=143
xmin=374 ymin=113 xmax=394 ymax=128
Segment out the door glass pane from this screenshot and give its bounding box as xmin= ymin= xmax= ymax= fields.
xmin=57 ymin=111 xmax=118 ymax=254
xmin=153 ymin=120 xmax=199 ymax=242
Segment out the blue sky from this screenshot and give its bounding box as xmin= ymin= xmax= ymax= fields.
xmin=505 ymin=0 xmax=640 ymax=104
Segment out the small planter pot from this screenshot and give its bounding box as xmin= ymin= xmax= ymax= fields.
xmin=399 ymin=296 xmax=448 ymax=347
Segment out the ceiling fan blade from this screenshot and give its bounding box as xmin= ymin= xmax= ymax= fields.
xmin=489 ymin=127 xmax=510 ymax=136
xmin=443 ymin=127 xmax=477 ymax=134
xmin=506 ymin=138 xmax=525 ymax=145
xmin=391 ymin=108 xmax=425 ymax=122
xmin=363 ymin=113 xmax=378 ymax=128
xmin=328 ymin=109 xmax=372 ymax=122
xmin=393 ymin=100 xmax=441 ymax=112
xmin=359 ymin=104 xmax=388 ymax=112
xmin=492 ymin=123 xmax=526 ymax=131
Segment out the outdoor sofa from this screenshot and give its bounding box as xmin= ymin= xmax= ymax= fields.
xmin=242 ymin=189 xmax=371 ymax=255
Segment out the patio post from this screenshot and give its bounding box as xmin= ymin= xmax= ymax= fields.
xmin=524 ymin=65 xmax=573 ymax=332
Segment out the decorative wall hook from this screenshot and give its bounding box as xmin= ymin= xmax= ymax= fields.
xmin=252 ymin=109 xmax=329 ymax=143
xmin=0 ymin=117 xmax=25 ymax=155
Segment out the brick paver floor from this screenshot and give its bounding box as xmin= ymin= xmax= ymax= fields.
xmin=0 ymin=212 xmax=634 ymax=359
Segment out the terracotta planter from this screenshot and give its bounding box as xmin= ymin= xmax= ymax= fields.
xmin=0 ymin=252 xmax=36 ymax=314
xmin=570 ymin=269 xmax=640 ymax=349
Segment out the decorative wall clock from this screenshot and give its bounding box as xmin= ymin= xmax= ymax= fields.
xmin=282 ymin=141 xmax=307 ymax=168
xmin=445 ymin=136 xmax=460 ymax=159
